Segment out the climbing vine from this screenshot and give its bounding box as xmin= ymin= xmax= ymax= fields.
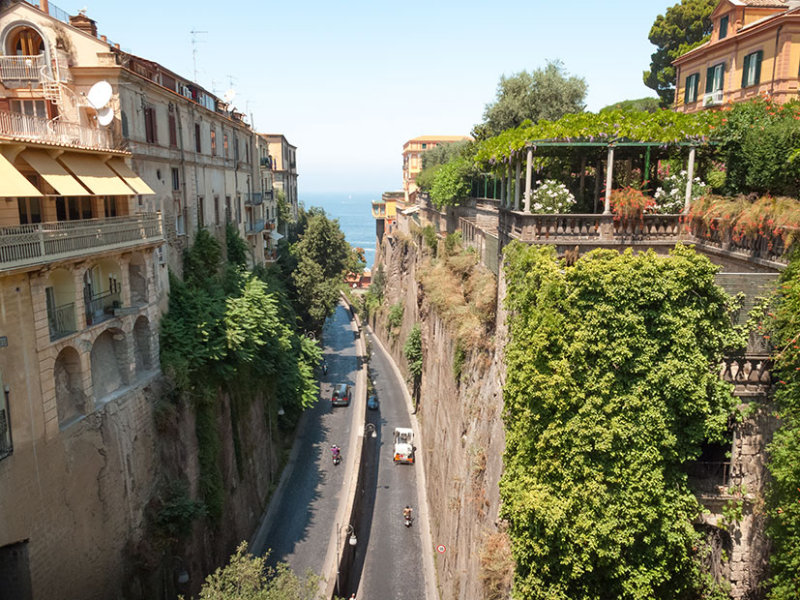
xmin=757 ymin=250 xmax=800 ymax=599
xmin=501 ymin=242 xmax=744 ymax=599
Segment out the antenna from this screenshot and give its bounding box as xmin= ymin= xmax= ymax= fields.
xmin=86 ymin=80 xmax=112 ymax=110
xmin=190 ymin=29 xmax=207 ymax=82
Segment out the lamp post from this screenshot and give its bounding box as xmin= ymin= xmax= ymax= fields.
xmin=336 ymin=523 xmax=358 ymax=595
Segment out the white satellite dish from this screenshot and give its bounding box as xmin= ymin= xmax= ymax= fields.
xmin=86 ymin=80 xmax=112 ymax=109
xmin=223 ymin=89 xmax=236 ymax=104
xmin=96 ymin=106 xmax=114 ymax=127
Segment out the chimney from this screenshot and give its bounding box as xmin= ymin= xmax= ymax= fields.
xmin=69 ymin=13 xmax=98 ymax=38
xmin=40 ymin=0 xmax=49 ymax=13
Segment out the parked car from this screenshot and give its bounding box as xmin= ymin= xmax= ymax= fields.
xmin=331 ymin=383 xmax=351 ymax=407
xmin=393 ymin=427 xmax=414 ymax=464
xmin=367 ymin=395 xmax=379 ymax=410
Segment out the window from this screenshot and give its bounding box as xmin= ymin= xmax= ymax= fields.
xmin=175 ymin=198 xmax=185 ymax=235
xmin=236 ymin=195 xmax=242 ymax=223
xmin=224 ymin=132 xmax=229 ymax=158
xmin=719 ymin=15 xmax=729 ymax=40
xmin=55 ymin=197 xmax=91 ymax=221
xmin=121 ymin=111 xmax=129 ymax=138
xmin=685 ymin=73 xmax=700 ymax=104
xmin=225 ymin=196 xmax=232 ymax=222
xmin=422 ymin=143 xmax=427 ymax=149
xmin=144 ymin=107 xmax=157 ymax=144
xmin=214 ymin=196 xmax=220 ymax=224
xmin=17 ymin=197 xmax=41 ymax=224
xmin=742 ymin=50 xmax=763 ymax=88
xmin=11 ymin=99 xmax=47 ymax=119
xmin=245 ymin=142 xmax=249 ymax=163
xmin=706 ymin=62 xmax=725 ymax=93
xmin=211 ymin=129 xmax=217 ymax=156
xmin=195 ymin=123 xmax=202 ymax=153
xmin=168 ymin=113 xmax=177 ymax=147
xmin=104 ymin=196 xmax=118 ymax=218
xmin=171 ymin=168 xmax=180 ymax=191
xmin=197 ymin=196 xmax=204 ymax=228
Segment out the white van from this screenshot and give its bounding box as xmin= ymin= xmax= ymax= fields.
xmin=393 ymin=427 xmax=414 ymax=464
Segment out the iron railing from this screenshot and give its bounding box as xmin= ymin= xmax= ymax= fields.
xmin=85 ymin=288 xmax=121 ymax=327
xmin=0 ymin=110 xmax=115 ymax=150
xmin=245 ymin=192 xmax=263 ymax=206
xmin=48 ymin=301 xmax=77 ymax=341
xmin=0 ymin=213 xmax=163 ymax=272
xmin=686 ymin=461 xmax=731 ymax=495
xmin=246 ymin=219 xmax=265 ymax=235
xmin=0 ymin=54 xmax=47 ymax=82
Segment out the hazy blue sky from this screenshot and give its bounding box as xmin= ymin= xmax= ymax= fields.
xmin=82 ymin=1 xmax=671 ymax=194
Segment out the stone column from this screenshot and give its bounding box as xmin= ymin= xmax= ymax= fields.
xmin=514 ymin=161 xmax=521 ymax=211
xmin=524 ymin=147 xmax=533 ymax=213
xmin=507 ymin=162 xmax=513 ymax=208
xmin=684 ymin=146 xmax=696 ymax=214
xmin=603 ymin=146 xmax=615 ymax=215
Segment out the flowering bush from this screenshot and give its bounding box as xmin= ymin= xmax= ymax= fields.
xmin=653 ymin=171 xmax=708 ymax=214
xmin=531 ymin=180 xmax=576 ymax=214
xmin=609 ymin=187 xmax=656 ymax=221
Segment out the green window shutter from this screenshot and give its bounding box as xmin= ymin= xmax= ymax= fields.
xmin=693 ymin=74 xmax=700 ymax=101
xmin=742 ymin=54 xmax=750 ymax=87
xmin=755 ymin=50 xmax=763 ymax=85
xmin=720 ymin=15 xmax=729 ymax=39
xmin=706 ymin=67 xmax=715 ymax=93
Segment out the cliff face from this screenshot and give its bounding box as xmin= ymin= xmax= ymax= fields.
xmin=370 ymin=233 xmax=512 ymax=600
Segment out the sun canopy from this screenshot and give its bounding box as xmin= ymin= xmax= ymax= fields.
xmin=0 ymin=152 xmax=41 ymax=197
xmin=20 ymin=150 xmax=91 ymax=196
xmin=106 ymin=158 xmax=155 ymax=195
xmin=58 ymin=153 xmax=135 ymax=196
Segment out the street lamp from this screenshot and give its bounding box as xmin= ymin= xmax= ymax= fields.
xmin=336 ymin=523 xmax=358 ymax=594
xmin=364 ymin=423 xmax=377 ymax=439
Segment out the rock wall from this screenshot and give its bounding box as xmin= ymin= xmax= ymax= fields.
xmin=370 ymin=234 xmax=509 ymax=600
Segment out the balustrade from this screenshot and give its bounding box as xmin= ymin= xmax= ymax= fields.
xmin=84 ymin=288 xmax=121 ymax=327
xmin=0 ymin=213 xmax=163 ymax=271
xmin=0 ymin=110 xmax=115 ymax=150
xmin=0 ymin=54 xmax=46 ymax=82
xmin=48 ymin=301 xmax=76 ymax=341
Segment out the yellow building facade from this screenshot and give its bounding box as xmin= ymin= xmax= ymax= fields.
xmin=674 ymin=0 xmax=800 ymax=112
xmin=401 ymin=135 xmax=470 ymax=201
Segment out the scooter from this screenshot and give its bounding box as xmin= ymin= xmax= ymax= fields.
xmin=331 ymin=447 xmax=341 ymax=466
xmin=403 ymin=511 xmax=413 ymax=528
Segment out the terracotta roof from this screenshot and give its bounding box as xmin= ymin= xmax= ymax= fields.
xmin=732 ymin=0 xmax=788 ymax=6
xmin=405 ymin=135 xmax=471 ymax=143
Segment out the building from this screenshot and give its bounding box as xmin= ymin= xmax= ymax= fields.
xmin=0 ymin=1 xmax=168 ymax=597
xmin=674 ymin=0 xmax=800 ymax=112
xmin=401 ymin=135 xmax=470 ymax=202
xmin=372 ymin=191 xmax=403 ymax=242
xmin=262 ymin=133 xmax=298 ymax=222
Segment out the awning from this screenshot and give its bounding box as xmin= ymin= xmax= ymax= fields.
xmin=106 ymin=158 xmax=155 ymax=195
xmin=0 ymin=152 xmax=41 ymax=197
xmin=401 ymin=206 xmax=420 ymax=215
xmin=20 ymin=150 xmax=91 ymax=196
xmin=58 ymin=153 xmax=135 ymax=196
xmin=269 ymin=230 xmax=284 ymax=241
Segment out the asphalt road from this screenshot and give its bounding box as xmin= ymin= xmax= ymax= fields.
xmin=351 ymin=327 xmax=426 ymax=599
xmin=255 ymin=305 xmax=358 ymax=578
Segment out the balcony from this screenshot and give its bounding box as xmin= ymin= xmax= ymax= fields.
xmin=263 ymin=189 xmax=274 ymax=201
xmin=84 ymin=286 xmax=121 ymax=327
xmin=246 ymin=219 xmax=265 ymax=235
xmin=260 ymin=156 xmax=272 ymax=168
xmin=0 ymin=213 xmax=163 ymax=272
xmin=0 ymin=54 xmax=47 ymax=86
xmin=245 ymin=192 xmax=263 ymax=206
xmin=48 ymin=301 xmax=77 ymax=341
xmin=0 ymin=110 xmax=116 ymax=151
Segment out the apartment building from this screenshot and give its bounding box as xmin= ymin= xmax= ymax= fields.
xmin=674 ymin=0 xmax=800 ymax=112
xmin=401 ymin=135 xmax=470 ymax=202
xmin=262 ymin=133 xmax=298 ymax=221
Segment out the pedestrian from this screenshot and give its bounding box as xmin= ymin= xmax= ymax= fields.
xmin=349 ymin=594 xmax=356 ymax=600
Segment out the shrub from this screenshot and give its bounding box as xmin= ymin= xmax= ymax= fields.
xmin=388 ymin=302 xmax=404 ymax=331
xmin=609 ymin=186 xmax=656 ymax=220
xmin=403 ymin=324 xmax=423 ymax=380
xmin=421 ymin=225 xmax=438 ymax=255
xmin=531 ymin=179 xmax=577 ymax=214
xmin=444 ymin=231 xmax=463 ymax=256
xmin=653 ymin=170 xmax=708 ymax=214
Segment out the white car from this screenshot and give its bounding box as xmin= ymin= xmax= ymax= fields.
xmin=393 ymin=427 xmax=414 ymax=464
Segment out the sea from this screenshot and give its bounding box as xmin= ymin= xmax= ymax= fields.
xmin=299 ymin=191 xmax=381 ymax=272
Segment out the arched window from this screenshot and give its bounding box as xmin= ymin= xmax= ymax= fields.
xmin=6 ymin=26 xmax=44 ymax=56
xmin=90 ymin=329 xmax=126 ymax=401
xmin=54 ymin=347 xmax=85 ymax=427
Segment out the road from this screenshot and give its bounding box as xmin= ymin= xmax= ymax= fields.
xmin=254 ymin=305 xmax=359 ymax=578
xmin=350 ymin=327 xmax=426 ymax=599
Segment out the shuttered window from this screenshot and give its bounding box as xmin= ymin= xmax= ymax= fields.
xmin=168 ymin=113 xmax=177 ymax=148
xmin=144 ymin=107 xmax=157 ymax=144
xmin=719 ymin=15 xmax=729 ymax=40
xmin=742 ymin=50 xmax=763 ymax=88
xmin=706 ymin=63 xmax=725 ymax=93
xmin=685 ymin=73 xmax=700 ymax=104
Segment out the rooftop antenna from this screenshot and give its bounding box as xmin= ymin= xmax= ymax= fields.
xmin=190 ymin=29 xmax=207 ymax=82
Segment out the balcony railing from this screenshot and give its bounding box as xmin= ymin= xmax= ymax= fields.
xmin=260 ymin=156 xmax=272 ymax=168
xmin=246 ymin=219 xmax=265 ymax=235
xmin=0 ymin=110 xmax=116 ymax=151
xmin=85 ymin=288 xmax=121 ymax=327
xmin=0 ymin=213 xmax=163 ymax=272
xmin=690 ymin=217 xmax=790 ymax=265
xmin=686 ymin=461 xmax=731 ymax=495
xmin=245 ymin=192 xmax=263 ymax=206
xmin=48 ymin=301 xmax=77 ymax=341
xmin=0 ymin=54 xmax=47 ymax=83
xmin=0 ymin=392 xmax=12 ymax=461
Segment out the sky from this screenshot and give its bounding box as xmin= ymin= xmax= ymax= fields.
xmin=78 ymin=1 xmax=673 ymax=194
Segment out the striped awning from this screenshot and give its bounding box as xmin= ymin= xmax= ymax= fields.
xmin=58 ymin=153 xmax=135 ymax=196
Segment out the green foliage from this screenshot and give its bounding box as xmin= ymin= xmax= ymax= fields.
xmin=153 ymin=479 xmax=206 ymax=543
xmin=195 ymin=390 xmax=224 ymax=520
xmin=714 ymin=97 xmax=800 ymax=197
xmin=644 ymin=0 xmax=716 ymax=107
xmin=476 ymin=60 xmax=587 ymax=139
xmin=430 ymin=156 xmax=476 ymax=209
xmin=403 ymin=323 xmax=423 ymax=380
xmin=453 ymin=340 xmax=466 ymax=380
xmin=759 ymin=250 xmax=800 ymax=599
xmin=421 ymin=225 xmax=438 ymax=255
xmin=422 ymin=139 xmax=471 ymax=170
xmin=600 ymin=97 xmax=661 ymax=114
xmin=388 ymin=302 xmax=404 ymax=331
xmin=191 ymin=542 xmax=323 ymax=600
xmin=226 ymin=222 xmax=250 ymax=267
xmin=444 ymin=231 xmax=463 ymax=256
xmin=501 ymin=242 xmax=744 ymax=600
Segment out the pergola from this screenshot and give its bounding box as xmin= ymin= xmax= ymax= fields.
xmin=494 ymin=139 xmax=709 ymax=215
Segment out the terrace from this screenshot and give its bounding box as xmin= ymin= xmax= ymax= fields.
xmin=0 ymin=110 xmax=117 ymax=152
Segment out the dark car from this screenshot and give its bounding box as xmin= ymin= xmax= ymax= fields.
xmin=331 ymin=383 xmax=351 ymax=407
xmin=367 ymin=395 xmax=379 ymax=410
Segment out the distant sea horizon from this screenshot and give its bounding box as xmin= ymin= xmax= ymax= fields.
xmin=299 ymin=191 xmax=383 ymax=271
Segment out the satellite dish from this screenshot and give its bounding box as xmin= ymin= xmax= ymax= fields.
xmin=223 ymin=89 xmax=236 ymax=104
xmin=96 ymin=106 xmax=114 ymax=127
xmin=86 ymin=80 xmax=112 ymax=109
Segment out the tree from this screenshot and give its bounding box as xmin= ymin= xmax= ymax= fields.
xmin=599 ymin=97 xmax=661 ymax=114
xmin=644 ymin=0 xmax=717 ymax=107
xmin=476 ymin=60 xmax=587 ymax=139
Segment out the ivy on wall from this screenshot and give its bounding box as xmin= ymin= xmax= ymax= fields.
xmin=501 ymin=242 xmax=745 ymax=599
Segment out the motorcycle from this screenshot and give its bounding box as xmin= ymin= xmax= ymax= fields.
xmin=403 ymin=509 xmax=413 ymax=528
xmin=331 ymin=446 xmax=341 ymax=466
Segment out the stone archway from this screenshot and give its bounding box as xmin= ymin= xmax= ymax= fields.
xmin=54 ymin=346 xmax=85 ymax=427
xmin=90 ymin=329 xmax=127 ymax=402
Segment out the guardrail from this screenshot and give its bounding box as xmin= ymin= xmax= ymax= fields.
xmin=0 ymin=213 xmax=163 ymax=271
xmin=500 ymin=212 xmax=684 ymax=244
xmin=0 ymin=110 xmax=116 ymax=150
xmin=0 ymin=54 xmax=47 ymax=82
